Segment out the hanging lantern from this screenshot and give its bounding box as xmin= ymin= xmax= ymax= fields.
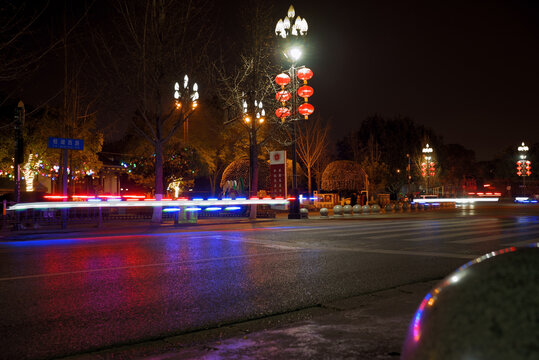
xmin=298 ymin=103 xmax=314 ymax=119
xmin=297 ymin=85 xmax=313 ymax=100
xmin=276 ymin=90 xmax=291 ymax=102
xmin=275 ymin=73 xmax=291 ymax=87
xmin=275 ymin=107 xmax=291 ymax=119
xmin=297 ymin=67 xmax=313 ymax=83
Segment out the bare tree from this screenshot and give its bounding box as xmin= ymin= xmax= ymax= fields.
xmin=98 ymin=0 xmax=211 ymax=222
xmin=295 ymin=115 xmax=329 ymax=195
xmin=213 ymin=2 xmax=281 ymax=218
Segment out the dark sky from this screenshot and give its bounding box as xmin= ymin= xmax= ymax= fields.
xmin=276 ymin=0 xmax=539 ymax=160
xmin=10 ymin=0 xmax=539 ymax=161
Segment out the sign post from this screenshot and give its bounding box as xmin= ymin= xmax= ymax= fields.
xmin=48 ymin=137 xmax=84 ymax=228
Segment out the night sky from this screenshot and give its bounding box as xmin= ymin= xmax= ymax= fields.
xmin=284 ymin=0 xmax=539 ymax=160
xmin=10 ymin=0 xmax=539 ymax=161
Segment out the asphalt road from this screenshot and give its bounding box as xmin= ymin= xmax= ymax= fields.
xmin=0 ymin=203 xmax=538 ymax=359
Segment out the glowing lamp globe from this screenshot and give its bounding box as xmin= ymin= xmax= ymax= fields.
xmin=276 ymin=90 xmax=291 ymax=102
xmin=298 ymin=103 xmax=314 ymax=118
xmin=297 ymin=67 xmax=313 ymax=82
xmin=297 ymin=85 xmax=313 ymax=99
xmin=275 ymin=73 xmax=291 ymax=86
xmin=275 ymin=107 xmax=291 ymax=119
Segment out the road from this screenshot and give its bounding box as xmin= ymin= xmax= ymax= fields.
xmin=0 ymin=203 xmax=537 ymax=359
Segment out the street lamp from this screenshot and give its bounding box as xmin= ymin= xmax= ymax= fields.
xmin=275 ymin=5 xmax=312 ymax=219
xmin=174 ymin=75 xmax=199 ymax=144
xmin=516 ymin=141 xmax=531 ymax=194
xmin=240 ymin=95 xmax=266 ymax=219
xmin=421 ymin=144 xmax=435 ymax=195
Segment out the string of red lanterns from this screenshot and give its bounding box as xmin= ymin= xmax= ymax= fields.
xmin=274 ymin=67 xmax=315 ymax=120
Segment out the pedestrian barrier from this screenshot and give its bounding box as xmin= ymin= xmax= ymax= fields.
xmin=319 ymin=207 xmax=329 ymax=217
xmin=352 ymin=204 xmax=362 ymax=215
xmin=333 ymin=205 xmax=343 ymax=216
xmin=343 ymin=205 xmax=353 ymax=216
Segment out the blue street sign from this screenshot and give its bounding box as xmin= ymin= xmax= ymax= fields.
xmin=48 ymin=137 xmax=84 ymax=150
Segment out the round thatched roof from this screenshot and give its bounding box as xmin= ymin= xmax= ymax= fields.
xmin=220 ymin=158 xmax=270 ymax=189
xmin=321 ymin=160 xmax=367 ymax=192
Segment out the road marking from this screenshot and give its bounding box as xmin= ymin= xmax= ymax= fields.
xmin=278 ymin=218 xmax=492 ymax=235
xmin=0 ymin=249 xmax=307 ymax=282
xmin=330 ymin=220 xmax=506 ymax=238
xmin=397 ymin=223 xmax=539 ymax=242
xmin=451 ymin=229 xmax=539 ymax=244
xmin=310 ymin=245 xmax=477 ymax=260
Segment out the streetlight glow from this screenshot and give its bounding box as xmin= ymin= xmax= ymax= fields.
xmin=288 ymin=47 xmax=302 ymax=61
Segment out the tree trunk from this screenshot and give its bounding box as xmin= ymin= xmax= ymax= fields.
xmin=249 ymin=127 xmax=258 ymax=219
xmin=307 ymin=166 xmax=312 ymax=196
xmin=152 ymin=140 xmax=164 ymax=223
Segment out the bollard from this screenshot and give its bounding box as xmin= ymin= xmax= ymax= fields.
xmin=417 ymin=203 xmax=424 ymax=211
xmin=402 ymin=202 xmax=409 ymax=211
xmin=385 ymin=203 xmax=394 ymax=213
xmin=320 ymin=207 xmax=329 ymax=217
xmin=402 ymin=245 xmax=539 ymax=360
xmin=343 ymin=205 xmax=352 ymax=216
xmin=300 ymin=208 xmax=309 ymax=219
xmin=333 ymin=205 xmax=343 ymax=216
xmin=352 ymin=204 xmax=362 ymax=215
xmin=394 ymin=203 xmax=402 ymax=211
xmin=371 ymin=204 xmax=381 ymax=213
xmin=410 ymin=202 xmax=416 ymax=211
xmin=361 ymin=204 xmax=371 ymax=214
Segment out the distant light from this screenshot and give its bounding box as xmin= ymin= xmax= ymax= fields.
xmin=205 ymin=207 xmax=222 ymax=211
xmin=163 ymin=208 xmax=181 ymax=212
xmin=185 ymin=207 xmax=202 ymax=212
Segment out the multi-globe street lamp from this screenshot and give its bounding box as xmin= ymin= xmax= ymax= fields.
xmin=243 ymin=97 xmax=265 ymax=213
xmin=421 ymin=144 xmax=435 ymax=195
xmin=174 ymin=75 xmax=199 ymax=144
xmin=516 ymin=141 xmax=531 ymax=193
xmin=275 ymin=5 xmax=313 ymax=219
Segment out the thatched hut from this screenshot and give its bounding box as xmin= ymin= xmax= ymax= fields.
xmin=321 ymin=160 xmax=367 ymax=192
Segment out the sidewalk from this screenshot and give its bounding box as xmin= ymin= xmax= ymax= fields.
xmin=66 ymin=280 xmax=438 ymax=360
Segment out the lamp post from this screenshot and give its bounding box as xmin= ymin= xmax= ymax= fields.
xmin=275 ymin=5 xmax=311 ymax=219
xmin=174 ymin=75 xmax=199 ymax=144
xmin=516 ymin=142 xmax=530 ymax=195
xmin=243 ymin=97 xmax=266 ymax=219
xmin=421 ymin=144 xmax=435 ymax=195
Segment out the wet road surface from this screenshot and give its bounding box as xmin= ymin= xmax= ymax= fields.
xmin=0 ymin=203 xmax=537 ymax=359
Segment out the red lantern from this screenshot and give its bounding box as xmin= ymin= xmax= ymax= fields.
xmin=276 ymin=90 xmax=291 ymax=102
xmin=297 ymin=67 xmax=313 ymax=83
xmin=517 ymin=171 xmax=522 ymax=176
xmin=526 ymin=171 xmax=531 ymax=176
xmin=275 ymin=73 xmax=290 ymax=86
xmin=275 ymin=107 xmax=291 ymax=119
xmin=298 ymin=103 xmax=314 ymax=118
xmin=297 ymin=85 xmax=313 ymax=99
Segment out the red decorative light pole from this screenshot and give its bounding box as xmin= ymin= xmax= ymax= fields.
xmin=517 ymin=142 xmax=531 ymax=194
xmin=275 ymin=5 xmax=314 ymax=218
